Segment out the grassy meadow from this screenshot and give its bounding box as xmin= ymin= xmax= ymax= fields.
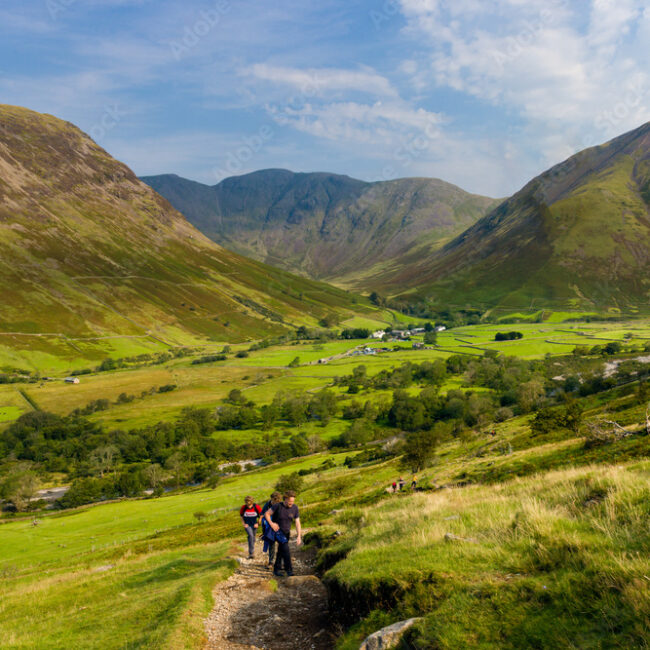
xmin=0 ymin=450 xmax=367 ymax=648
xmin=1 ymin=313 xmax=650 ymax=648
xmin=329 ymin=461 xmax=650 ymax=649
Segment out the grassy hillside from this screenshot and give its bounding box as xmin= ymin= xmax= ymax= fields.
xmin=328 ymin=461 xmax=650 ymax=649
xmin=388 ymin=122 xmax=650 ymax=312
xmin=1 ymin=328 xmax=649 ymax=647
xmin=0 ymin=105 xmax=379 ymax=365
xmin=142 ymin=171 xmax=497 ymax=291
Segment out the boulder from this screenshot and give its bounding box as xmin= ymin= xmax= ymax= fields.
xmin=359 ymin=617 xmax=421 ymax=650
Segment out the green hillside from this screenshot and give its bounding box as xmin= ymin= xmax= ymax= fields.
xmin=0 ymin=105 xmax=380 ymax=369
xmin=141 ymin=170 xmax=497 ymax=291
xmin=387 ymin=122 xmax=650 ymax=312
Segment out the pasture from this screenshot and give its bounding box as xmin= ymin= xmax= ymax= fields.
xmin=2 ymin=317 xmax=650 ymax=432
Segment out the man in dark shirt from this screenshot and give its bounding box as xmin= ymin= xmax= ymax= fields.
xmin=264 ymin=490 xmax=302 ymax=577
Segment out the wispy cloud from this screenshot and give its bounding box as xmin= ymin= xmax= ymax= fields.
xmin=245 ymin=64 xmax=397 ymax=98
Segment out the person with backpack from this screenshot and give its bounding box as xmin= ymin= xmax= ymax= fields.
xmin=264 ymin=490 xmax=301 ymax=577
xmin=240 ymin=495 xmax=262 ymax=559
xmin=261 ymin=491 xmax=281 ymax=568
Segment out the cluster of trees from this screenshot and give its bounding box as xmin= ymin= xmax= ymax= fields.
xmin=335 ymin=360 xmax=448 ymax=393
xmin=71 ymin=347 xmax=194 ymax=376
xmin=4 ymin=338 xmax=647 ymax=511
xmin=340 ymin=328 xmax=371 ymax=340
xmin=215 ymin=388 xmax=339 ymax=431
xmin=494 ymin=331 xmax=523 ymax=341
xmin=573 ymin=341 xmax=650 ymax=357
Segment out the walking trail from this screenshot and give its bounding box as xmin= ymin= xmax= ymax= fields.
xmin=203 ymin=538 xmax=335 ymax=649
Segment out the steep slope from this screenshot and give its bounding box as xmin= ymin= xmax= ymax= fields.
xmin=388 ymin=122 xmax=650 ymax=312
xmin=0 ymin=105 xmax=376 ymax=350
xmin=142 ymin=171 xmax=497 ymax=289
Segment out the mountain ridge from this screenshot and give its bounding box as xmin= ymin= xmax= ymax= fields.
xmin=388 ymin=121 xmax=650 ymax=311
xmin=141 ymin=169 xmax=499 ymax=289
xmin=0 ymin=104 xmax=377 ymax=358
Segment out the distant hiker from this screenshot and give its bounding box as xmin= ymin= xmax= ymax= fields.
xmin=240 ymin=496 xmax=262 ymax=559
xmin=398 ymin=476 xmax=405 ymax=491
xmin=265 ymin=490 xmax=302 ymax=577
xmin=391 ymin=481 xmax=397 ymax=493
xmin=411 ymin=475 xmax=418 ymax=490
xmin=261 ymin=491 xmax=282 ymax=568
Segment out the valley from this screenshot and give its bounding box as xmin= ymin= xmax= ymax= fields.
xmin=0 ymin=104 xmax=648 ymax=650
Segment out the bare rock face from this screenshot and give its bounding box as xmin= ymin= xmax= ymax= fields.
xmin=359 ymin=617 xmax=421 ymax=650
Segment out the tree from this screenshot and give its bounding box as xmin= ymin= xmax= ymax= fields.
xmin=228 ymin=388 xmax=245 ymax=404
xmin=401 ymin=428 xmax=440 ymax=471
xmin=165 ymin=452 xmax=185 ymax=489
xmin=275 ymin=472 xmax=304 ymax=495
xmin=261 ymin=402 xmax=280 ymax=430
xmin=290 ymin=433 xmax=310 ymax=457
xmin=309 ymin=389 xmax=337 ymax=424
xmin=144 ymin=463 xmax=164 ymax=490
xmin=1 ymin=469 xmax=38 ymax=512
xmin=423 ymin=331 xmax=437 ymax=345
xmin=90 ymin=445 xmax=120 ymax=478
xmin=388 ymin=390 xmax=425 ymax=431
xmin=517 ymin=378 xmax=545 ymax=413
xmin=341 ymin=419 xmax=373 ymax=447
xmin=562 ymin=399 xmax=584 ymax=434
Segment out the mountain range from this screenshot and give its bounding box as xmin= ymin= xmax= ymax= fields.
xmin=145 ymin=122 xmax=650 ymax=312
xmin=0 ymin=105 xmax=376 ymax=353
xmin=141 ymin=171 xmax=498 ymax=290
xmin=391 ymin=121 xmax=650 ymax=311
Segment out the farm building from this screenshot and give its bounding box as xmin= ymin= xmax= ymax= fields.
xmin=64 ymin=377 xmax=80 ymax=384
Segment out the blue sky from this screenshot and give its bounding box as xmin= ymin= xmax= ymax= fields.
xmin=0 ymin=0 xmax=648 ymax=196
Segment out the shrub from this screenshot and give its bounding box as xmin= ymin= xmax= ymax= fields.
xmin=275 ymin=472 xmax=304 ymax=495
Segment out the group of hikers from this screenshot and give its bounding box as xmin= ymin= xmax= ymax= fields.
xmin=239 ymin=490 xmax=302 ymax=577
xmin=390 ymin=475 xmax=417 ymax=492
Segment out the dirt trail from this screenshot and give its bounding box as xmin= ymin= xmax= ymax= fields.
xmin=204 ymin=539 xmax=334 ymax=650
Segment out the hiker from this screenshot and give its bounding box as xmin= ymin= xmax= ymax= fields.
xmin=264 ymin=490 xmax=301 ymax=577
xmin=411 ymin=475 xmax=418 ymax=490
xmin=240 ymin=496 xmax=262 ymax=559
xmin=261 ymin=491 xmax=281 ymax=568
xmin=391 ymin=480 xmax=397 ymax=493
xmin=398 ymin=476 xmax=405 ymax=491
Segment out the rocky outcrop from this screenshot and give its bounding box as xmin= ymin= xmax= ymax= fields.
xmin=359 ymin=618 xmax=421 ymax=650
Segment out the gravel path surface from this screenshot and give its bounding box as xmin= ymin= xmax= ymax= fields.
xmin=204 ymin=539 xmax=334 ymax=650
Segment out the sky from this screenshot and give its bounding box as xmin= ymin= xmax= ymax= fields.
xmin=0 ymin=0 xmax=648 ymax=197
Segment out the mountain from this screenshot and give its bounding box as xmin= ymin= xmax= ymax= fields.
xmin=387 ymin=122 xmax=650 ymax=312
xmin=0 ymin=105 xmax=377 ymax=354
xmin=141 ymin=171 xmax=497 ymax=290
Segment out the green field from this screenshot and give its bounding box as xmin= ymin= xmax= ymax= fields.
xmin=2 ymin=318 xmax=650 ymax=432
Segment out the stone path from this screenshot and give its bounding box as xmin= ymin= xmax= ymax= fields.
xmin=203 ymin=539 xmax=334 ymax=650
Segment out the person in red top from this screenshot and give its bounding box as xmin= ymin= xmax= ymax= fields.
xmin=240 ymin=495 xmax=262 ymax=559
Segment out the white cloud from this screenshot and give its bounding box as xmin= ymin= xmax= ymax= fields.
xmin=268 ymin=100 xmax=443 ymax=144
xmin=398 ymin=0 xmax=650 ymax=164
xmin=245 ymin=64 xmax=397 ymax=98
